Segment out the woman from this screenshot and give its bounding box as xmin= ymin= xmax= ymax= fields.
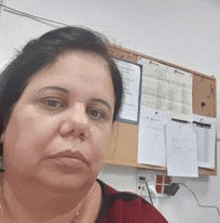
xmin=0 ymin=26 xmax=168 ymax=222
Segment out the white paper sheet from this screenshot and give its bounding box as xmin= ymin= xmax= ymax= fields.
xmin=166 ymin=120 xmax=198 ymax=177
xmin=138 ymin=107 xmax=169 ymax=166
xmin=139 ymin=58 xmax=193 ymax=120
xmin=193 ymin=115 xmax=216 ymax=169
xmin=114 ymin=59 xmax=141 ymax=122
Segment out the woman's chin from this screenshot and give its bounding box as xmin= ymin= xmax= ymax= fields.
xmin=36 ymin=170 xmax=95 ymax=193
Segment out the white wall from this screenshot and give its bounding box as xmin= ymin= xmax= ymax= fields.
xmin=1 ymin=0 xmax=220 ymax=222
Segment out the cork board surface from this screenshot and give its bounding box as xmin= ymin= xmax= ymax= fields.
xmin=193 ymin=75 xmax=216 ymax=117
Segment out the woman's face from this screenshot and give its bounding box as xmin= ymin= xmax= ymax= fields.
xmin=1 ymin=51 xmax=115 ymax=192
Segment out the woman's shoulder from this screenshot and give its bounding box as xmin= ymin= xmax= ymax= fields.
xmin=97 ymin=179 xmax=168 ymax=223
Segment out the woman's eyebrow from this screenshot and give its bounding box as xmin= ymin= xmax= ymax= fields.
xmin=36 ymin=86 xmax=69 ymax=94
xmin=91 ymin=98 xmax=113 ymax=112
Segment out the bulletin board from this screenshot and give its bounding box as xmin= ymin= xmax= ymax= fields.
xmin=103 ymin=44 xmax=217 ymax=176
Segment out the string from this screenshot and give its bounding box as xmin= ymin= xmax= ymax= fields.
xmin=144 ymin=181 xmax=154 ymax=206
xmin=178 ymin=183 xmax=220 ymax=217
xmin=0 ymin=3 xmax=68 ymax=28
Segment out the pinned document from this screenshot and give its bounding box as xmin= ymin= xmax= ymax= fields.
xmin=193 ymin=115 xmax=216 ymax=169
xmin=138 ymin=107 xmax=169 ymax=167
xmin=139 ymin=58 xmax=193 ymax=119
xmin=166 ymin=119 xmax=198 ymax=177
xmin=114 ymin=59 xmax=141 ymax=124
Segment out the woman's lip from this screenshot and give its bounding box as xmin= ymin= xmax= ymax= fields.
xmin=49 ymin=150 xmax=88 ymax=165
xmin=52 ymin=157 xmax=87 ymax=170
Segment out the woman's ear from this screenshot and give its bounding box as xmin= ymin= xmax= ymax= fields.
xmin=0 ymin=131 xmax=5 ymax=144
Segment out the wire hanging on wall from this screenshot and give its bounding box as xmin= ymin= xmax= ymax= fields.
xmin=176 ymin=183 xmax=220 ymax=217
xmin=0 ymin=3 xmax=68 ymax=28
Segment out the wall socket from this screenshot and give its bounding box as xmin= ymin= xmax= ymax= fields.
xmin=136 ymin=171 xmax=157 ymax=199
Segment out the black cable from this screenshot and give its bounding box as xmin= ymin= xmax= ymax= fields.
xmin=178 ymin=183 xmax=220 ymax=217
xmin=145 ymin=181 xmax=154 ymax=206
xmin=3 ymin=9 xmax=60 ymax=28
xmin=0 ymin=3 xmax=68 ymax=27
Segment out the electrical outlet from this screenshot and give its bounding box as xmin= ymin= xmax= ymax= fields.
xmin=137 ymin=171 xmax=156 ymax=185
xmin=136 ymin=171 xmax=157 ymax=199
xmin=137 ymin=176 xmax=148 ymax=197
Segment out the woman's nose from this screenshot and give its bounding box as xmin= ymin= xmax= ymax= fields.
xmin=59 ymin=103 xmax=90 ymax=140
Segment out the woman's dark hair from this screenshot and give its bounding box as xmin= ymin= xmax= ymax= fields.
xmin=0 ymin=26 xmax=123 ymax=157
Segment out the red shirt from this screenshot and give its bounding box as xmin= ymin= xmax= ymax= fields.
xmin=96 ymin=179 xmax=168 ymax=223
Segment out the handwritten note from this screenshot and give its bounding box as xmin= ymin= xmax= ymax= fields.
xmin=166 ymin=120 xmax=198 ymax=177
xmin=138 ymin=107 xmax=169 ymax=167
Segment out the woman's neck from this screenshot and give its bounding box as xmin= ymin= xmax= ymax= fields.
xmin=0 ymin=176 xmax=101 ymax=223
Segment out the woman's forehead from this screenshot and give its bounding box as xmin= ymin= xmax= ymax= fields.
xmin=20 ymin=51 xmax=115 ymax=105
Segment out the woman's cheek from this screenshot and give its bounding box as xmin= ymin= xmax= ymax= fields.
xmin=89 ymin=134 xmax=105 ymax=168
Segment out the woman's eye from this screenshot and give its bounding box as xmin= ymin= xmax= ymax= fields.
xmin=87 ymin=108 xmax=104 ymax=120
xmin=42 ymin=99 xmax=64 ymax=110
